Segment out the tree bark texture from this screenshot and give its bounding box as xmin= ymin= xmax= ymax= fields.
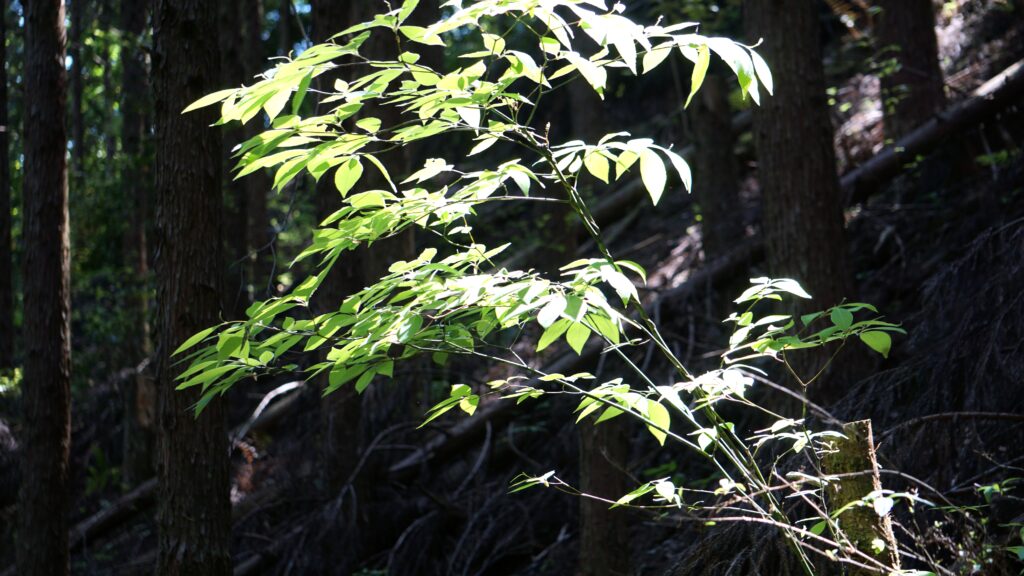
xmin=745 ymin=0 xmax=852 ymax=309
xmin=220 ymin=0 xmax=251 ymax=316
xmin=0 ymin=0 xmax=14 ymax=371
xmin=568 ymin=74 xmax=631 ymax=576
xmin=120 ymin=0 xmax=155 ymax=487
xmin=243 ymin=0 xmax=273 ymax=299
xmin=690 ymin=73 xmax=742 ymax=263
xmin=822 ymin=420 xmax=901 ymax=574
xmin=877 ymin=0 xmax=946 ymax=140
xmin=312 ymin=0 xmax=364 ymax=499
xmin=745 ymin=0 xmax=855 ymax=400
xmin=152 ymin=0 xmax=231 ymax=574
xmin=18 ymin=1 xmax=72 ymax=575
xmin=577 ymin=422 xmax=631 ymax=576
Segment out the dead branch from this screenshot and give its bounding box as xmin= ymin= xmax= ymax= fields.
xmin=842 ymin=58 xmax=1024 ymax=205
xmin=880 ymin=411 xmax=1024 ymax=442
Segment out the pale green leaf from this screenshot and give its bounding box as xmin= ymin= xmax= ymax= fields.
xmin=639 ymin=148 xmax=667 ymax=205
xmin=566 ymin=322 xmax=591 ymax=355
xmin=183 ymin=88 xmax=237 ymax=114
xmin=685 ymin=44 xmax=710 ymax=108
xmin=584 ymin=151 xmax=610 ymax=184
xmin=859 ymin=331 xmax=892 ymax=358
xmin=334 ymin=157 xmax=364 ymax=198
xmin=646 ymin=400 xmax=670 ymax=446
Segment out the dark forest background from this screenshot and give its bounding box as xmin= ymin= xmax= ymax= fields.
xmin=1 ymin=0 xmax=1024 ymax=575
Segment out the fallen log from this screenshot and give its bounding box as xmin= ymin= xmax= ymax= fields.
xmin=593 ymin=59 xmax=1024 ymax=230
xmin=388 ymin=345 xmax=601 ymax=479
xmin=842 ymin=58 xmax=1024 ymax=205
xmin=57 ymin=382 xmax=307 ymax=557
xmin=68 ymin=478 xmax=158 ymax=553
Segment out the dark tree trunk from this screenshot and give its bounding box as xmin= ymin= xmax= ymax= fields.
xmin=745 ymin=0 xmax=854 ymax=400
xmin=312 ymin=0 xmax=363 ymax=500
xmin=220 ymin=0 xmax=250 ymax=316
xmin=568 ymin=76 xmax=631 ymax=576
xmin=18 ymin=1 xmax=71 ymax=575
xmin=690 ymin=73 xmax=742 ymax=263
xmin=877 ymin=0 xmax=946 ymax=140
xmin=120 ymin=0 xmax=155 ymax=487
xmin=353 ymin=0 xmax=424 ymax=460
xmin=242 ymin=0 xmax=272 ymax=298
xmin=577 ymin=423 xmax=631 ymax=576
xmin=278 ymin=0 xmax=290 ymax=56
xmin=152 ymin=0 xmax=231 ymax=574
xmin=0 ymin=0 xmax=13 ymax=371
xmin=69 ymin=0 xmax=86 ymax=179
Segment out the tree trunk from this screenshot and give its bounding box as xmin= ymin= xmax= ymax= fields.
xmin=577 ymin=422 xmax=631 ymax=576
xmin=242 ymin=0 xmax=273 ymax=298
xmin=567 ymin=76 xmax=631 ymax=576
xmin=120 ymin=0 xmax=155 ymax=487
xmin=18 ymin=1 xmax=72 ymax=575
xmin=152 ymin=0 xmax=231 ymax=574
xmin=690 ymin=73 xmax=742 ymax=263
xmin=745 ymin=0 xmax=854 ymax=401
xmin=277 ymin=0 xmax=290 ymax=56
xmin=311 ymin=0 xmax=363 ymax=500
xmin=822 ymin=420 xmax=901 ymax=574
xmin=0 ymin=0 xmax=13 ymax=371
xmin=69 ymin=0 xmax=86 ymax=180
xmin=220 ymin=0 xmax=250 ymax=316
xmin=877 ymin=0 xmax=946 ymax=140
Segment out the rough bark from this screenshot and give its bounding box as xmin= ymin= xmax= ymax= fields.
xmin=243 ymin=0 xmax=273 ymax=299
xmin=120 ymin=0 xmax=155 ymax=487
xmin=69 ymin=0 xmax=86 ymax=179
xmin=577 ymin=422 xmax=631 ymax=576
xmin=877 ymin=0 xmax=946 ymax=140
xmin=690 ymin=73 xmax=742 ymax=262
xmin=311 ymin=0 xmax=363 ymax=499
xmin=568 ymin=76 xmax=631 ymax=576
xmin=17 ymin=1 xmax=72 ymax=575
xmin=745 ymin=0 xmax=855 ymax=401
xmin=220 ymin=0 xmax=251 ymax=316
xmin=0 ymin=0 xmax=13 ymax=371
xmin=822 ymin=420 xmax=901 ymax=574
xmin=152 ymin=0 xmax=231 ymax=574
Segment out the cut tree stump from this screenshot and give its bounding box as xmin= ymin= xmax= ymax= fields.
xmin=822 ymin=420 xmax=901 ymax=575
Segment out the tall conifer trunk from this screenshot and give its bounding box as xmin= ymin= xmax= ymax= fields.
xmin=311 ymin=0 xmax=363 ymax=500
xmin=745 ymin=0 xmax=854 ymax=401
xmin=0 ymin=0 xmax=13 ymax=371
xmin=18 ymin=1 xmax=72 ymax=574
xmin=691 ymin=73 xmax=742 ymax=263
xmin=152 ymin=0 xmax=231 ymax=573
xmin=220 ymin=0 xmax=250 ymax=316
xmin=877 ymin=0 xmax=946 ymax=139
xmin=243 ymin=0 xmax=272 ymax=297
xmin=278 ymin=0 xmax=290 ymax=56
xmin=120 ymin=0 xmax=155 ymax=487
xmin=569 ymin=77 xmax=631 ymax=576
